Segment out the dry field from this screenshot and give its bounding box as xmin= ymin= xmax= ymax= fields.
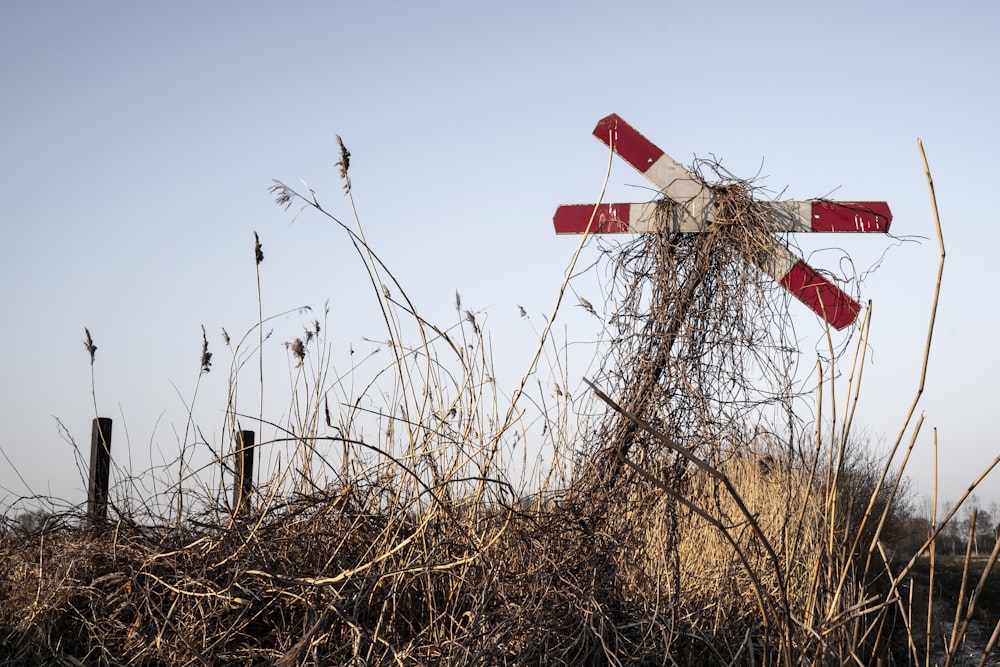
xmin=3 ymin=139 xmax=996 ymax=666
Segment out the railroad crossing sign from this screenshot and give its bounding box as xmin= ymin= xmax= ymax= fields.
xmin=554 ymin=114 xmax=892 ymax=330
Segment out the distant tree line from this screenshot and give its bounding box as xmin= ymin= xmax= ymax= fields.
xmin=892 ymin=495 xmax=1000 ymax=558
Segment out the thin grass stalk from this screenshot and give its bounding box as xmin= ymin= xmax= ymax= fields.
xmin=822 ymin=315 xmax=841 ymax=558
xmin=867 ymin=538 xmax=909 ymax=660
xmin=254 ymin=232 xmax=264 ymax=450
xmin=827 ymin=311 xmax=883 ymax=620
xmin=927 ymin=427 xmax=939 ymax=667
xmin=837 ymin=135 xmax=952 ymax=650
xmin=840 ymin=303 xmax=873 ymax=447
xmin=827 ymin=137 xmax=935 ymax=599
xmin=275 ymin=176 xmax=443 ymax=480
xmin=900 ymin=568 xmax=921 ymax=666
xmin=84 ymin=327 xmax=100 ymax=420
xmin=835 ymin=305 xmax=865 ymax=451
xmin=842 ymin=410 xmax=923 ymax=603
xmin=492 ymin=137 xmax=616 ymax=473
xmin=977 ymin=617 xmax=1000 ymax=667
xmin=341 ymin=174 xmax=429 ymax=425
xmin=174 ymin=353 xmax=210 ymax=527
xmin=946 ymin=509 xmax=977 ymax=660
xmin=946 ymin=520 xmax=1000 ymax=667
xmin=800 ymin=360 xmax=826 ymax=627
xmin=888 ymin=139 xmax=946 ymax=513
xmin=853 ymin=470 xmax=917 ymax=655
xmin=862 ymin=413 xmax=923 ymax=572
xmin=220 ymin=306 xmax=305 ymax=508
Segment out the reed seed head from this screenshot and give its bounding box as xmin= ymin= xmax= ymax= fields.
xmin=254 ymin=231 xmax=264 ymax=265
xmin=83 ymin=328 xmax=97 ymax=365
xmin=200 ymin=325 xmax=212 ymax=374
xmin=335 ymin=134 xmax=351 ymax=194
xmin=464 ymin=310 xmax=480 ymax=334
xmin=577 ymin=296 xmax=596 ymax=316
xmin=269 ymin=180 xmax=294 ymax=209
xmin=289 ymin=338 xmax=306 ymax=367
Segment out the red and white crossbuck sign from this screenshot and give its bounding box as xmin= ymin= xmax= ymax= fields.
xmin=554 ymin=114 xmax=892 ymax=330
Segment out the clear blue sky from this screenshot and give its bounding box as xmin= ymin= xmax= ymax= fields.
xmin=1 ymin=1 xmax=997 ymax=513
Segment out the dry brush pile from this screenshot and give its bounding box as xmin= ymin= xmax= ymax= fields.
xmin=2 ymin=139 xmax=995 ymax=666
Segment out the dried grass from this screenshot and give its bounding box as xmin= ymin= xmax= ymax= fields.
xmin=2 ymin=139 xmax=994 ymax=666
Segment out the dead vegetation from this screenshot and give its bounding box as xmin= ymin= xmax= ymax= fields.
xmin=2 ymin=138 xmax=998 ymax=666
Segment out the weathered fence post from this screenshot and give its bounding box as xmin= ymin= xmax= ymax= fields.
xmin=87 ymin=417 xmax=113 ymax=523
xmin=233 ymin=430 xmax=255 ymax=513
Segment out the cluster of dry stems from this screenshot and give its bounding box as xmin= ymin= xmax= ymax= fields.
xmin=3 ymin=139 xmax=998 ymax=666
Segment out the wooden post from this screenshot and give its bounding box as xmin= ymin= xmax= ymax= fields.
xmin=233 ymin=430 xmax=255 ymax=513
xmin=87 ymin=417 xmax=112 ymax=523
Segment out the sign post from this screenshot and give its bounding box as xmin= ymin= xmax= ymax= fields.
xmin=554 ymin=114 xmax=892 ymax=330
